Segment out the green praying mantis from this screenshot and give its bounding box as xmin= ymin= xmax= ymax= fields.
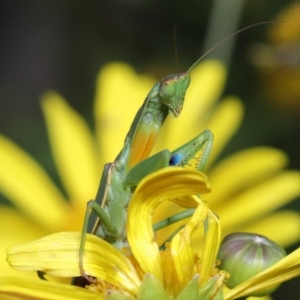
xmin=77 ymin=22 xmax=274 ymax=281
xmin=80 ymin=72 xmax=213 ymax=259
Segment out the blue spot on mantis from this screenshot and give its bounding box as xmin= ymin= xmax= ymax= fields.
xmin=169 ymin=154 xmax=183 ymax=166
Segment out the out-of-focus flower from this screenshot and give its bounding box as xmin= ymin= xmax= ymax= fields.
xmin=4 ymin=168 xmax=300 ymax=299
xmin=249 ymin=1 xmax=300 ymax=113
xmin=1 ymin=60 xmax=300 ymax=279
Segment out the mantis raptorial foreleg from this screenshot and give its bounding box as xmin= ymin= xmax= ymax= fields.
xmin=124 ymin=129 xmax=213 ymax=187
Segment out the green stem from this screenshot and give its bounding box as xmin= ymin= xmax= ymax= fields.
xmin=203 ymin=0 xmax=245 ymax=66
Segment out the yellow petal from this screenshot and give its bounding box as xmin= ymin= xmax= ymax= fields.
xmin=205 ymin=97 xmax=243 ymax=167
xmin=217 ymin=171 xmax=300 ymax=231
xmin=187 ymin=59 xmax=227 ymax=120
xmin=0 ymin=135 xmax=68 ymax=230
xmin=154 ymin=59 xmax=227 ymax=152
xmin=225 ymin=248 xmax=300 ymax=299
xmin=171 ymin=200 xmax=208 ymax=288
xmin=127 ymin=167 xmax=211 ymax=284
xmin=168 ymin=195 xmax=201 ymax=208
xmin=0 ymin=207 xmax=45 ymax=278
xmin=0 ymin=277 xmax=101 ymax=300
xmin=248 ymin=297 xmax=272 ymax=300
xmin=200 ymin=210 xmax=221 ymax=287
xmin=206 ymin=147 xmax=288 ymax=206
xmin=41 ymin=92 xmax=100 ymax=208
xmin=235 ymin=210 xmax=300 ymax=247
xmin=7 ymin=232 xmax=141 ymax=295
xmin=94 ymin=62 xmax=155 ymax=163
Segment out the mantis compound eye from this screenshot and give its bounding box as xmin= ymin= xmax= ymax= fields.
xmin=159 ymin=76 xmax=178 ymax=99
xmin=159 ymin=72 xmax=190 ymax=118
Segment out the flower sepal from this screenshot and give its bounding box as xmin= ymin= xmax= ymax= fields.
xmin=198 ymin=274 xmax=225 ymax=300
xmin=174 ymin=274 xmax=224 ymax=300
xmin=136 ymin=274 xmax=170 ymax=300
xmin=175 ymin=276 xmax=198 ymax=300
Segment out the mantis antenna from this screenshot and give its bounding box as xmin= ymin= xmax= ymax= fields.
xmin=187 ymin=21 xmax=282 ymax=73
xmin=173 ymin=25 xmax=180 ymax=71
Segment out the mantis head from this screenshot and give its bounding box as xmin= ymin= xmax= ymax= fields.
xmin=159 ymin=72 xmax=191 ymax=118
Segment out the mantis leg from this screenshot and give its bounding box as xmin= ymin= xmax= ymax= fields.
xmin=79 ymin=200 xmax=118 ymax=279
xmin=87 ymin=163 xmax=112 ymax=234
xmin=79 ymin=163 xmax=121 ymax=279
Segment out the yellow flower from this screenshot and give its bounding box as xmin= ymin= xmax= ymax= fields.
xmin=250 ymin=1 xmax=300 ymax=112
xmin=4 ymin=168 xmax=300 ymax=299
xmin=1 ymin=60 xmax=300 ymax=279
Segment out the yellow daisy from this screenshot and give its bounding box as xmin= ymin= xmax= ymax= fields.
xmin=0 ymin=60 xmax=300 ymax=279
xmin=250 ymin=1 xmax=300 ymax=112
xmin=4 ymin=168 xmax=300 ymax=299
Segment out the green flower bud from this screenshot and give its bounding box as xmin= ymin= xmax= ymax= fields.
xmin=217 ymin=232 xmax=286 ymax=297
